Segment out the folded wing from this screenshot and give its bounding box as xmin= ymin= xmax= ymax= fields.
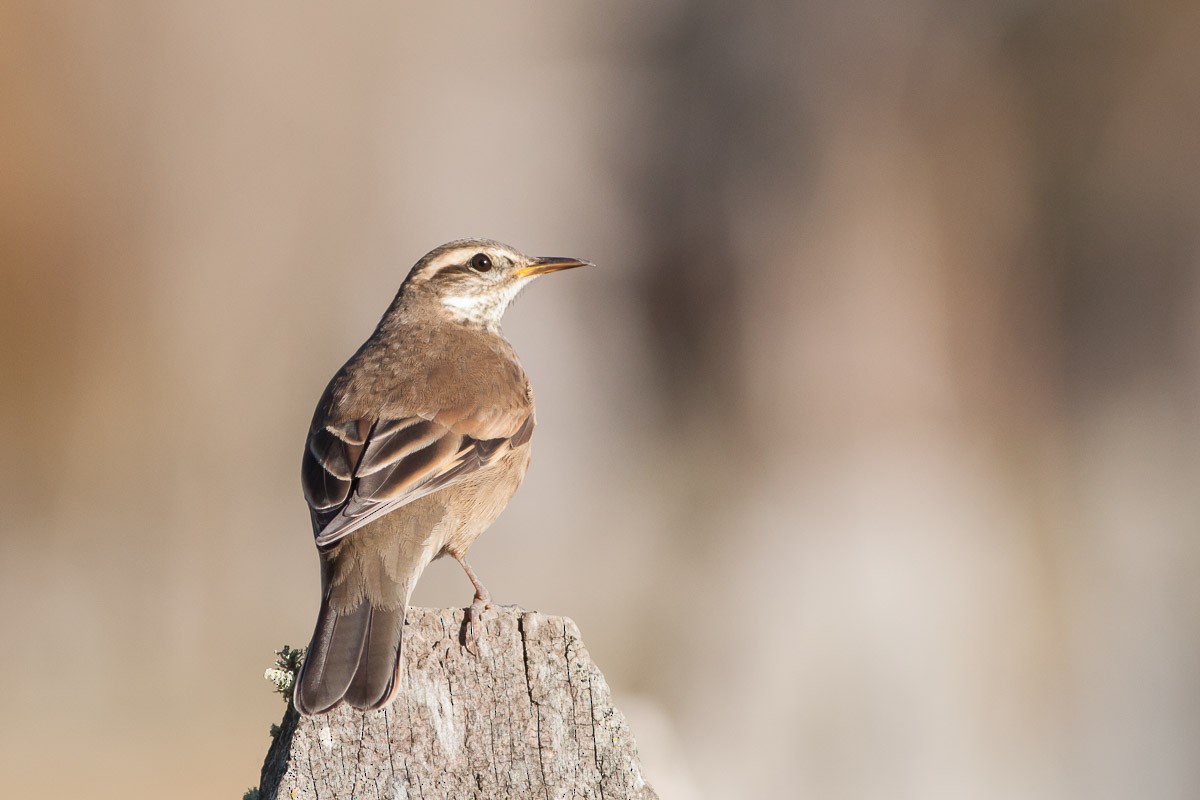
xmin=302 ymin=410 xmax=534 ymax=548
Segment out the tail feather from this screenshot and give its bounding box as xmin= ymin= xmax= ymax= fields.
xmin=295 ymin=518 xmax=434 ymax=716
xmin=295 ymin=596 xmax=404 ymax=715
xmin=344 ymin=606 xmax=406 ymax=710
xmin=294 ymin=597 xmax=367 ymax=715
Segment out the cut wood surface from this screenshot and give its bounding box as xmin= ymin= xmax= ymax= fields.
xmin=259 ymin=606 xmax=658 ymax=800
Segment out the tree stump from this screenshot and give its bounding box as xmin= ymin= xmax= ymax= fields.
xmin=258 ymin=606 xmax=658 ymax=800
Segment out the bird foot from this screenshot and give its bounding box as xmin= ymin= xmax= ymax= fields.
xmin=462 ymin=594 xmax=493 ymax=655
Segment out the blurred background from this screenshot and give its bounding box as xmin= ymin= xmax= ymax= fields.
xmin=2 ymin=2 xmax=1198 ymax=798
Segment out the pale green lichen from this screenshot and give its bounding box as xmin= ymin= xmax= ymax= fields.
xmin=264 ymin=644 xmax=306 ymax=701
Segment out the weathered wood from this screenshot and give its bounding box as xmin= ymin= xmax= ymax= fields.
xmin=259 ymin=607 xmax=657 ymax=800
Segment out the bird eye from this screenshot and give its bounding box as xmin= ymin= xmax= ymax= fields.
xmin=470 ymin=253 xmax=493 ymax=272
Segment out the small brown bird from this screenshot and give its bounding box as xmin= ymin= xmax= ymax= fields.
xmin=293 ymin=238 xmax=592 ymax=716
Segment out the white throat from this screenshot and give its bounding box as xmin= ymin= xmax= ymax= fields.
xmin=440 ymin=277 xmax=532 ymax=331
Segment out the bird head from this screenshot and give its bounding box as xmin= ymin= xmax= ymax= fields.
xmin=400 ymin=238 xmax=593 ymax=331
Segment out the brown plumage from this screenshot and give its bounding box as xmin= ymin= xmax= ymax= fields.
xmin=293 ymin=239 xmax=591 ymax=716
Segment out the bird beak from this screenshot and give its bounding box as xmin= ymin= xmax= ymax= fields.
xmin=515 ymin=256 xmax=594 ymax=278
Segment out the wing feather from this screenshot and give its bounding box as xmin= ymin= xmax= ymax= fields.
xmin=303 ymin=406 xmax=534 ymax=549
xmin=356 ymin=419 xmax=444 ymax=477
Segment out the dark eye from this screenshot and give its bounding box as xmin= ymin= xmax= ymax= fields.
xmin=470 ymin=253 xmax=492 ymax=272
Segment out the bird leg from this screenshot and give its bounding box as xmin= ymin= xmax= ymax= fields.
xmin=452 ymin=554 xmax=492 ymax=653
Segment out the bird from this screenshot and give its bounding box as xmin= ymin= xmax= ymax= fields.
xmin=292 ymin=238 xmax=593 ymax=716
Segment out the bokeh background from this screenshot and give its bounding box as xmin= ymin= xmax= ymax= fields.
xmin=3 ymin=2 xmax=1199 ymax=799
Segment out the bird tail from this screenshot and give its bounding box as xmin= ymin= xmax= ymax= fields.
xmin=293 ymin=590 xmax=407 ymax=716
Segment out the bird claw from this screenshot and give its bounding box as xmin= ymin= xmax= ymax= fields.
xmin=463 ymin=596 xmax=492 ymax=655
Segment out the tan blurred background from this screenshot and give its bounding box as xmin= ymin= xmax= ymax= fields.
xmin=3 ymin=2 xmax=1199 ymax=799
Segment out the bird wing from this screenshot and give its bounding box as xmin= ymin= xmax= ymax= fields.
xmin=302 ymin=409 xmax=534 ymax=549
